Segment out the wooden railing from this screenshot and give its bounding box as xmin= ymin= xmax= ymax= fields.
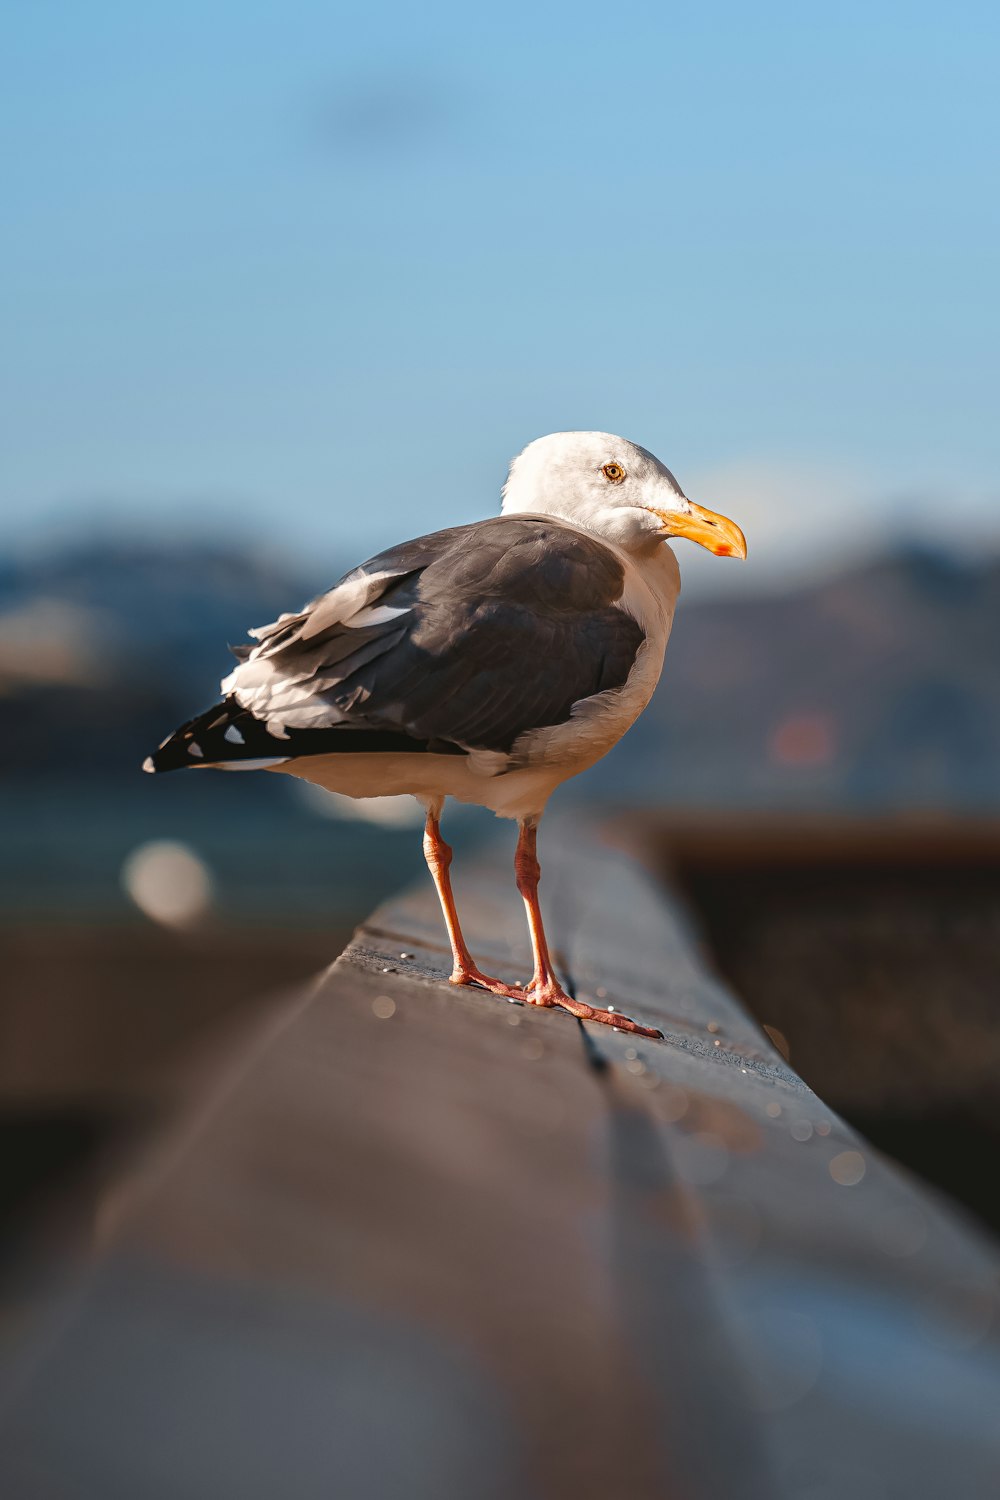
xmin=1 ymin=814 xmax=999 ymax=1499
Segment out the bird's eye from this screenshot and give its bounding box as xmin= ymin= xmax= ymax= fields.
xmin=602 ymin=462 xmax=626 ymax=483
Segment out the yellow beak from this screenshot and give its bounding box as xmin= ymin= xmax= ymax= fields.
xmin=650 ymin=500 xmax=748 ymax=559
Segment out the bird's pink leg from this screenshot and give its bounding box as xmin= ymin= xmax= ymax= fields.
xmin=514 ymin=820 xmax=663 ymax=1039
xmin=423 ymin=810 xmax=523 ymax=999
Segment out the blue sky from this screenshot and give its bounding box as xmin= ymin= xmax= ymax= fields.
xmin=3 ymin=1 xmax=998 ymax=589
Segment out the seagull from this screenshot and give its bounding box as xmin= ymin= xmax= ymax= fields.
xmin=145 ymin=431 xmax=746 ymax=1038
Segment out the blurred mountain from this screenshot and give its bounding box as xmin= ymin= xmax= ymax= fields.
xmin=0 ymin=541 xmax=328 ymax=775
xmin=0 ymin=539 xmax=318 ymax=686
xmin=1 ymin=538 xmax=997 ymax=809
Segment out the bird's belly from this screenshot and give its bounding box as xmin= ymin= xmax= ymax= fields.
xmin=268 ymin=750 xmax=569 ymax=821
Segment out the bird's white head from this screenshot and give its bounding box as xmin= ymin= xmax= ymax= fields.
xmin=501 ymin=431 xmax=747 ymax=561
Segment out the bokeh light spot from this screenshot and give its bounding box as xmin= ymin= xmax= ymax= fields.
xmin=829 ymin=1149 xmax=866 ymax=1186
xmin=121 ymin=840 xmax=213 ymax=928
xmin=769 ymin=713 xmax=837 ymax=767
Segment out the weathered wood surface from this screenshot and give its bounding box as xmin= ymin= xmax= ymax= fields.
xmin=1 ymin=816 xmax=999 ymax=1500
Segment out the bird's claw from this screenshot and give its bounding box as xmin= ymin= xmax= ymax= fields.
xmin=450 ymin=966 xmax=525 ymax=1001
xmin=522 ymin=980 xmax=663 ymax=1040
xmin=451 ymin=968 xmax=662 ymax=1039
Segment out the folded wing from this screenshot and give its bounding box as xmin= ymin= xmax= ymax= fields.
xmin=148 ymin=517 xmax=645 ymax=771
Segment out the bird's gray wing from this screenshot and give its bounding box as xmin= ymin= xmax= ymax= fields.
xmin=221 ymin=516 xmax=645 ymax=755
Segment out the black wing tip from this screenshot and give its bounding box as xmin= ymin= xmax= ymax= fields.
xmin=142 ymin=734 xmax=203 ymax=774
xmin=143 ymin=700 xmax=233 ymax=775
xmin=144 ymin=698 xmax=299 ymax=773
xmin=142 ymin=739 xmax=198 ymax=774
